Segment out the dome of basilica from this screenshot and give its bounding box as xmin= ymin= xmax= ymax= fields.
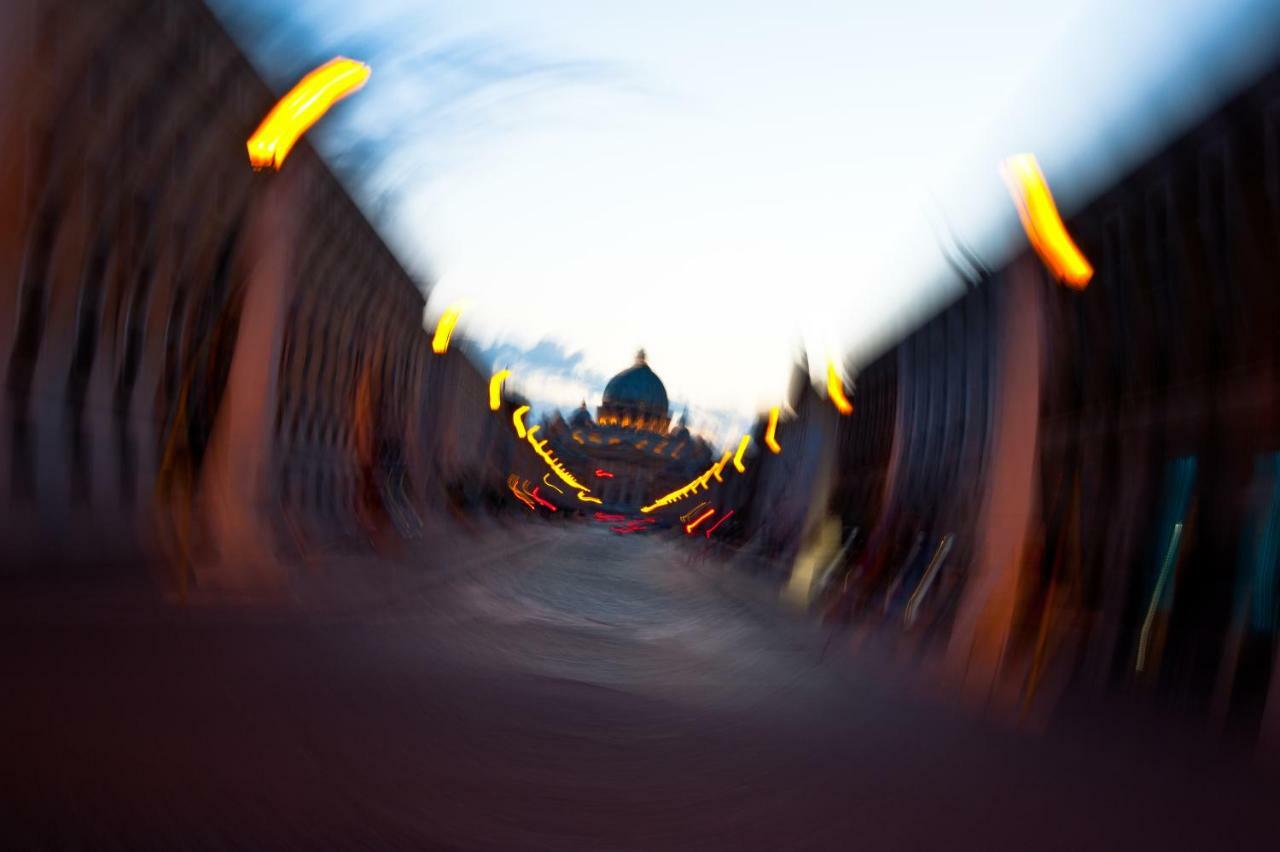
xmin=601 ymin=350 xmax=669 ymax=417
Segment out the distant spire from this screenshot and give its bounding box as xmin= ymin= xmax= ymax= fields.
xmin=635 ymin=348 xmax=647 ymax=364
xmin=678 ymin=406 xmax=689 ymax=427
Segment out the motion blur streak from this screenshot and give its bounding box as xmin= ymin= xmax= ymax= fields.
xmin=8 ymin=0 xmax=1280 ymax=848
xmin=431 ymin=304 xmax=462 ymax=354
xmin=489 ymin=370 xmax=511 ymax=411
xmin=705 ymin=509 xmax=734 ymax=538
xmin=640 ymin=452 xmax=732 ymax=513
xmin=1137 ymin=522 xmax=1185 ymax=673
xmin=508 ymin=481 xmax=536 ymax=510
xmin=711 ymin=451 xmax=730 ymax=482
xmin=765 ymin=406 xmax=783 ymax=453
xmin=827 ymin=361 xmax=854 ymax=415
xmin=525 ymin=426 xmax=593 ymax=494
xmin=530 ymin=486 xmax=557 ymax=511
xmin=1001 ymin=153 xmax=1094 ymax=288
xmin=681 ymin=502 xmax=712 ymax=523
xmin=685 ymin=507 xmax=716 ymax=534
xmin=512 ymin=404 xmax=531 ymax=439
xmin=246 ymin=57 xmax=370 ymax=170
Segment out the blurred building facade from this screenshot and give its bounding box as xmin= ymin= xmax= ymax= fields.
xmin=802 ymin=61 xmax=1280 ymax=743
xmin=0 ymin=0 xmax=517 ymax=590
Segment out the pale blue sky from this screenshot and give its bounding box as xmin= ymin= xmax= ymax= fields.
xmin=213 ymin=0 xmax=1280 ymax=443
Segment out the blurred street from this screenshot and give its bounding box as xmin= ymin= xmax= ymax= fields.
xmin=4 ymin=523 xmax=1277 ymax=850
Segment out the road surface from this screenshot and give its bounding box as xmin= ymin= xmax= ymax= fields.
xmin=4 ymin=523 xmax=1276 ymax=849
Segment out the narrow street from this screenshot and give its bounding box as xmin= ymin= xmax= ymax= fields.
xmin=4 ymin=525 xmax=1276 ymax=850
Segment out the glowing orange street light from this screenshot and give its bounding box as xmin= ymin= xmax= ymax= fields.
xmin=432 ymin=304 xmax=462 ymax=354
xmin=765 ymin=406 xmax=782 ymax=454
xmin=509 ymin=481 xmax=536 ymax=510
xmin=512 ymin=404 xmax=531 ymax=438
xmin=489 ymin=370 xmax=511 ymax=411
xmin=685 ymin=507 xmax=716 ymax=534
xmin=733 ymin=435 xmax=751 ymax=473
xmin=1001 ymin=154 xmax=1093 ymax=288
xmin=247 ymin=57 xmax=371 ymax=170
xmin=827 ymin=360 xmax=853 ymax=415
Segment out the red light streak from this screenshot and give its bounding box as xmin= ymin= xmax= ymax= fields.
xmin=704 ymin=510 xmax=734 ymax=539
xmin=594 ymin=469 xmax=614 ymax=478
xmin=612 ymin=519 xmax=655 ymax=535
xmin=530 ymin=486 xmax=557 ymax=511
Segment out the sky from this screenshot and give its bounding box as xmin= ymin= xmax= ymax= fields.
xmin=212 ymin=0 xmax=1280 ymax=445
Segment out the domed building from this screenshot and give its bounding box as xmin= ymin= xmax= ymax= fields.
xmin=597 ymin=350 xmax=671 ymax=432
xmin=542 ymin=350 xmax=713 ymax=511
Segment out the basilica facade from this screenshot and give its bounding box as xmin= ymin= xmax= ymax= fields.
xmin=541 ymin=351 xmax=713 ymax=512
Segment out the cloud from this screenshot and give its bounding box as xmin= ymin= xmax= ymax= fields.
xmin=470 ymin=337 xmax=604 ymax=413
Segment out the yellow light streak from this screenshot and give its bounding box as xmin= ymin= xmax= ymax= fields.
xmin=827 ymin=360 xmax=853 ymax=415
xmin=541 ymin=473 xmax=564 ymax=494
xmin=733 ymin=434 xmax=751 ymax=473
xmin=576 ymin=492 xmax=603 ymax=504
xmin=765 ymin=406 xmax=782 ymax=453
xmin=640 ymin=451 xmax=733 ymax=513
xmin=680 ymin=502 xmax=711 ymax=524
xmin=526 ymin=427 xmax=591 ymax=493
xmin=512 ymin=404 xmax=530 ymax=438
xmin=1001 ymin=153 xmax=1093 ymax=288
xmin=247 ymin=57 xmax=371 ymax=170
xmin=431 ymin=304 xmax=462 ymax=354
xmin=489 ymin=370 xmax=510 ymax=411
